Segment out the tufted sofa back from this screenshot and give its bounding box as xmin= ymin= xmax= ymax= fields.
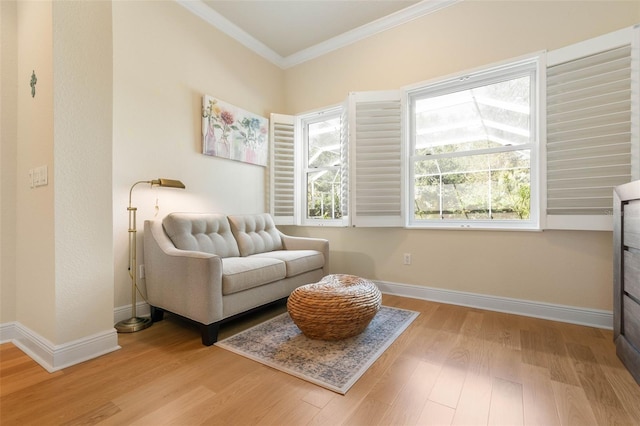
xmin=163 ymin=212 xmax=240 ymax=258
xmin=227 ymin=213 xmax=283 ymax=257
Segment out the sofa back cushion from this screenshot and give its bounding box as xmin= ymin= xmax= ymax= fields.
xmin=227 ymin=213 xmax=283 ymax=256
xmin=162 ymin=213 xmax=240 ymax=257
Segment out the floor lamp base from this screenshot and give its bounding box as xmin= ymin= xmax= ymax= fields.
xmin=115 ymin=316 xmax=152 ymax=333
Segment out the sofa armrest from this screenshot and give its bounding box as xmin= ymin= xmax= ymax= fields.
xmin=279 ymin=232 xmax=330 ymax=274
xmin=143 ymin=220 xmax=224 ymax=325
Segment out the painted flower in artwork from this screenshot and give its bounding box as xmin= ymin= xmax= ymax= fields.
xmin=221 ymin=110 xmax=234 ymax=126
xmin=203 ymin=99 xmax=238 ymax=147
xmin=238 ymin=117 xmax=267 ymax=149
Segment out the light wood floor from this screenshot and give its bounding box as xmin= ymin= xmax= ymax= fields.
xmin=2 ymin=294 xmax=640 ymax=425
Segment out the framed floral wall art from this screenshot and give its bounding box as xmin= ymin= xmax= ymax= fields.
xmin=202 ymin=95 xmax=269 ymax=166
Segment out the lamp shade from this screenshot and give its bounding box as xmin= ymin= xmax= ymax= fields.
xmin=151 ymin=178 xmax=185 ymax=189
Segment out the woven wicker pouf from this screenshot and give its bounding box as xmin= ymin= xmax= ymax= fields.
xmin=287 ymin=274 xmax=382 ymax=340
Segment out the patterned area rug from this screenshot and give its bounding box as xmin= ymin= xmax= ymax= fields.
xmin=215 ymin=306 xmax=419 ymax=394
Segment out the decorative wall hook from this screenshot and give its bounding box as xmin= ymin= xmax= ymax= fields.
xmin=30 ymin=70 xmax=37 ymax=98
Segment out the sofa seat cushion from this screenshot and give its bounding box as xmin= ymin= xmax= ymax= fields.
xmin=163 ymin=213 xmax=240 ymax=257
xmin=251 ymin=250 xmax=325 ymax=278
xmin=221 ymin=257 xmax=286 ymax=295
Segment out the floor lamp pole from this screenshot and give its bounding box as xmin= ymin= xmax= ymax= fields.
xmin=115 ymin=179 xmax=185 ymax=333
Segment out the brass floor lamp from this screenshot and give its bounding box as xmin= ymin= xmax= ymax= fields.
xmin=115 ymin=178 xmax=185 ymax=333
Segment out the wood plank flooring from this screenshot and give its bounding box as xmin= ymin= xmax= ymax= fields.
xmin=2 ymin=294 xmax=640 ymax=425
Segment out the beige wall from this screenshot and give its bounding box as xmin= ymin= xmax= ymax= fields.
xmin=52 ymin=1 xmax=114 ymax=342
xmin=1 ymin=1 xmax=115 ymax=344
xmin=111 ymin=1 xmax=285 ymax=309
xmin=0 ymin=0 xmax=18 ymax=324
xmin=282 ymin=1 xmax=640 ymax=312
xmin=284 ymin=0 xmax=640 ymax=113
xmin=280 ymin=226 xmax=613 ymax=310
xmin=15 ymin=0 xmax=56 ymax=340
xmin=3 ymin=0 xmax=284 ymax=346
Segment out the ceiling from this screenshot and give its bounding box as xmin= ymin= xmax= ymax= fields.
xmin=177 ymin=0 xmax=460 ymax=68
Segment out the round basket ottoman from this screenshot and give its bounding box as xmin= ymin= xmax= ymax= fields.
xmin=287 ymin=274 xmax=382 ymax=340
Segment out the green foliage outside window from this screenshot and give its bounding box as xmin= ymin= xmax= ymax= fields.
xmin=307 ymin=179 xmax=342 ymax=219
xmin=413 ymin=139 xmax=531 ymax=220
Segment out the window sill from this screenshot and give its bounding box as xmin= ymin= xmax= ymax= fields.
xmin=406 ymin=221 xmax=542 ymax=232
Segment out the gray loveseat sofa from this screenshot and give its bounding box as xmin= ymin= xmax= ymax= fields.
xmin=143 ymin=212 xmax=328 ymax=345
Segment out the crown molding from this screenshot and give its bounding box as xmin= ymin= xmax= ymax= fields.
xmin=282 ymin=0 xmax=461 ymax=69
xmin=176 ymin=0 xmax=285 ymax=67
xmin=177 ymin=0 xmax=461 ymax=69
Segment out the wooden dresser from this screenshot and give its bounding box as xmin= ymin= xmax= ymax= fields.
xmin=613 ymin=181 xmax=640 ymax=385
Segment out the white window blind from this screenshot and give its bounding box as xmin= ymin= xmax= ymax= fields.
xmin=348 ymin=91 xmax=403 ymax=227
xmin=340 ymin=103 xmax=350 ymax=222
xmin=269 ymin=113 xmax=296 ymax=225
xmin=270 ymin=95 xmax=401 ymax=228
xmin=546 ymin=26 xmax=639 ymax=230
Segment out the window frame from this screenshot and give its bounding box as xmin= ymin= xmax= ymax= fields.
xmin=296 ymin=105 xmax=345 ymax=227
xmin=404 ymin=54 xmax=544 ymax=230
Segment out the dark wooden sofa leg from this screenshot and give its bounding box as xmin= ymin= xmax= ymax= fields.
xmin=201 ymin=323 xmax=220 ymax=346
xmin=150 ymin=306 xmax=165 ymax=322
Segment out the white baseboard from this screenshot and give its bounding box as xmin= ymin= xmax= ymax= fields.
xmin=0 ymin=322 xmax=120 ymax=373
xmin=0 ymin=322 xmax=18 ymax=342
xmin=0 ymin=302 xmax=151 ymax=373
xmin=2 ymin=285 xmax=611 ymax=373
xmin=375 ymin=280 xmax=613 ymax=330
xmin=113 ymin=301 xmax=150 ymax=324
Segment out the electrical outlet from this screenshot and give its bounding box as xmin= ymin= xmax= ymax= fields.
xmin=139 ymin=264 xmax=145 ymax=279
xmin=403 ymin=253 xmax=411 ymax=265
xmin=39 ymin=165 xmax=48 ymax=186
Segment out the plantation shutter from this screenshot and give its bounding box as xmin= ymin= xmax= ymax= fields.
xmin=269 ymin=113 xmax=297 ymax=225
xmin=545 ymin=26 xmax=639 ymax=230
xmin=340 ymin=102 xmax=350 ymax=224
xmin=348 ymin=91 xmax=403 ymax=227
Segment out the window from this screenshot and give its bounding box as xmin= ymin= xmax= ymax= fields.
xmin=270 ymin=92 xmax=403 ymax=228
xmin=269 ymin=25 xmax=637 ymax=231
xmin=299 ymin=107 xmax=345 ymax=225
xmin=407 ymin=57 xmax=541 ymax=229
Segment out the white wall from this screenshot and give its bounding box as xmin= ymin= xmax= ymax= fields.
xmin=111 ymin=1 xmax=285 ymax=309
xmin=282 ymin=0 xmax=640 ymax=312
